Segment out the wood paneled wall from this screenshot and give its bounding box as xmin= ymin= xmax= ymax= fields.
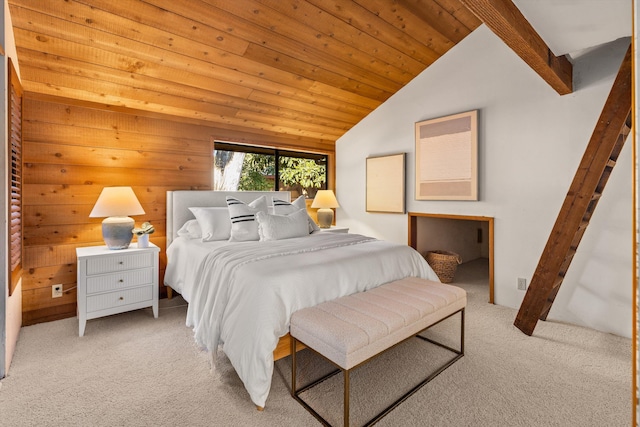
xmin=22 ymin=94 xmax=334 ymax=325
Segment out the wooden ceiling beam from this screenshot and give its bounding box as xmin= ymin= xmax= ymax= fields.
xmin=458 ymin=0 xmax=573 ymax=95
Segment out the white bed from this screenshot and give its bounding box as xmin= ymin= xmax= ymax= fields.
xmin=164 ymin=190 xmax=439 ymax=408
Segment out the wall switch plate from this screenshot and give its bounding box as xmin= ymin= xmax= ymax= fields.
xmin=517 ymin=278 xmax=527 ymax=291
xmin=52 ymin=284 xmax=63 ymax=298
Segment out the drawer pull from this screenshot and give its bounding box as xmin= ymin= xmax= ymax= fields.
xmin=119 ymin=296 xmax=124 ymax=301
xmin=119 ymin=261 xmax=124 ymax=265
xmin=118 ymin=279 xmax=124 ymax=283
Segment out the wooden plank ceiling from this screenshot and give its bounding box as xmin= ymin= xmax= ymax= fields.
xmin=7 ymin=0 xmax=483 ymax=149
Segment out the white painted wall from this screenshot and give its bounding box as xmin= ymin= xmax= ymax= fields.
xmin=336 ymin=26 xmax=632 ymax=338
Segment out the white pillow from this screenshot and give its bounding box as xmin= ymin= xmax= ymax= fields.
xmin=272 ymin=196 xmax=320 ymax=233
xmin=176 ymin=219 xmax=202 ymax=240
xmin=188 ymin=207 xmax=232 ymax=241
xmin=256 ymin=209 xmax=310 ymax=241
xmin=226 ymin=196 xmax=268 ymax=242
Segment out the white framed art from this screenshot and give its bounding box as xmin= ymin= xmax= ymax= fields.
xmin=366 ymin=153 xmax=405 ymax=213
xmin=415 ymin=110 xmax=478 ymax=200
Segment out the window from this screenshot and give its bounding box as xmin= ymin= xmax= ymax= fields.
xmin=213 ymin=142 xmax=327 ymax=199
xmin=8 ymin=58 xmax=23 ymax=296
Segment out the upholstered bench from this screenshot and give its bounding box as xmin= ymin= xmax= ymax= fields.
xmin=290 ymin=277 xmax=466 ymax=427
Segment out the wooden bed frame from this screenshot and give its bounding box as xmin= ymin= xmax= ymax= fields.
xmin=165 ymin=190 xmax=296 ymax=361
xmin=274 ymin=333 xmax=300 ymax=360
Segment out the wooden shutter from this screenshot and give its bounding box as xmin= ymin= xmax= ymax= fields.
xmin=8 ymin=57 xmax=23 ymax=296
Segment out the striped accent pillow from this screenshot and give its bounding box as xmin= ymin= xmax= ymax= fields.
xmin=226 ymin=196 xmax=268 ymax=241
xmin=272 ymin=196 xmax=320 ymax=233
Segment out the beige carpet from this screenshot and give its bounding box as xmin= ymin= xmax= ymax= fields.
xmin=0 ymin=259 xmax=631 ymax=426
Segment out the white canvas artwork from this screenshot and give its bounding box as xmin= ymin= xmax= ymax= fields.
xmin=415 ymin=110 xmax=478 ymax=200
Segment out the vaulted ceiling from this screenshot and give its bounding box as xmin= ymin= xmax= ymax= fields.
xmin=6 ymin=0 xmax=627 ymax=150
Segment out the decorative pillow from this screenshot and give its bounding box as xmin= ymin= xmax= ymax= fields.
xmin=226 ymin=196 xmax=268 ymax=242
xmin=188 ymin=207 xmax=232 ymax=241
xmin=176 ymin=219 xmax=202 ymax=240
xmin=272 ymin=196 xmax=320 ymax=233
xmin=256 ymin=209 xmax=310 ymax=241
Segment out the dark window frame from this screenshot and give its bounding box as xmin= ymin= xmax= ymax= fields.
xmin=213 ymin=142 xmax=329 ymax=194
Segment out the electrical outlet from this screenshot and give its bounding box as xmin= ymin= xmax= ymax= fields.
xmin=517 ymin=278 xmax=527 ymax=291
xmin=52 ymin=284 xmax=63 ymax=298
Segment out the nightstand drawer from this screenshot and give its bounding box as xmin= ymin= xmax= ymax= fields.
xmin=86 ymin=252 xmax=154 ymax=275
xmin=86 ymin=285 xmax=153 ymax=313
xmin=86 ymin=268 xmax=154 ymax=294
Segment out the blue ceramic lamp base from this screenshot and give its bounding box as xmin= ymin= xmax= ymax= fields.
xmin=102 ymin=216 xmax=134 ymax=249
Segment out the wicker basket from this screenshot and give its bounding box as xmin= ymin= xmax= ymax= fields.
xmin=424 ymin=251 xmax=462 ymax=283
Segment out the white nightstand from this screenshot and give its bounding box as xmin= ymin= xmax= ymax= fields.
xmin=319 ymin=226 xmax=349 ymax=233
xmin=76 ymin=243 xmax=160 ymax=336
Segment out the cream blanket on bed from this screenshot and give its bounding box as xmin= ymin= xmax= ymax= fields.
xmin=184 ymin=233 xmax=439 ymax=407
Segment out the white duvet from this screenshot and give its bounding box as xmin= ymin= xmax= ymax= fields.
xmin=168 ymin=232 xmax=439 ymax=408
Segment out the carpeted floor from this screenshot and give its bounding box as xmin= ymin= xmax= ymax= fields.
xmin=0 ymin=259 xmax=631 ymax=426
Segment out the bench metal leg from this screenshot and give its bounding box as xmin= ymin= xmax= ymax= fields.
xmin=291 ymin=336 xmax=297 ymax=398
xmin=292 ymin=335 xmax=342 ymax=426
xmin=291 ymin=308 xmax=465 ymax=427
xmin=344 ymin=370 xmax=350 ymax=427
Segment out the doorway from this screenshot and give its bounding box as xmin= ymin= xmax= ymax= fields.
xmin=408 ymin=212 xmax=494 ymax=303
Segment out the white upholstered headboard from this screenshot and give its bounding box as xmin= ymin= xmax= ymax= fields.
xmin=166 ymin=190 xmax=291 ymax=246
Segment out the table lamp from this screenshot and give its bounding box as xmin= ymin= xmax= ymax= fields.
xmin=311 ymin=190 xmax=340 ymax=228
xmin=89 ymin=187 xmax=145 ymax=249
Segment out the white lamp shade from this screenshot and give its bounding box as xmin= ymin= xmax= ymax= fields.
xmin=89 ymin=187 xmax=145 ymax=218
xmin=311 ymin=190 xmax=340 ymax=209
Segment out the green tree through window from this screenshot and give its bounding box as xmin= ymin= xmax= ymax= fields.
xmin=214 ymin=143 xmax=327 ymax=198
xmin=279 ymin=157 xmax=326 ymax=198
xmin=239 ymin=153 xmax=275 ymax=191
